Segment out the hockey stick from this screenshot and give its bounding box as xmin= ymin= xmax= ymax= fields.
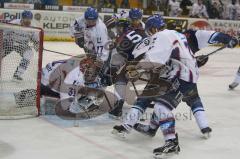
xmin=198 ymin=45 xmax=227 ymax=61
xmin=139 ymin=77 xmax=149 ymax=82
xmin=205 ymin=45 xmax=227 ymax=57
xmin=131 ymin=81 xmax=139 ymax=97
xmin=43 ymin=48 xmax=85 ymax=58
xmin=103 ymin=92 xmax=113 ymax=110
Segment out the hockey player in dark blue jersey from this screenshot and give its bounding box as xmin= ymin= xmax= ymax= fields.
xmin=166 ymin=20 xmax=238 ymax=67
xmin=108 ymin=17 xmax=148 ymax=118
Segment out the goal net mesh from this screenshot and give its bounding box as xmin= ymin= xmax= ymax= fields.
xmin=0 ymin=23 xmax=43 ymax=119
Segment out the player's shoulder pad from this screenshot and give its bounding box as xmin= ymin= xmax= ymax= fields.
xmin=97 ymin=19 xmax=107 ymax=29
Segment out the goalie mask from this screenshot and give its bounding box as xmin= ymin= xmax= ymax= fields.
xmin=80 ymin=57 xmax=102 ymax=83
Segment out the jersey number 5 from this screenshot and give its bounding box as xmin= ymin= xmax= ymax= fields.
xmin=126 ymin=31 xmax=142 ymax=43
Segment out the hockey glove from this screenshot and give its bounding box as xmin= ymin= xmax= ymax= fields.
xmin=196 ymin=55 xmax=209 ymax=67
xmin=227 ymin=37 xmax=238 ymax=48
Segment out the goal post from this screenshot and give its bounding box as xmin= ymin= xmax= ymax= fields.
xmin=0 ymin=22 xmax=44 ymax=119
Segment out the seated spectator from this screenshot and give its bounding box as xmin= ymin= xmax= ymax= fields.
xmin=190 ymin=0 xmax=209 ymax=19
xmin=73 ymin=0 xmax=90 ymax=6
xmin=120 ymin=0 xmax=130 ymax=8
xmin=27 ymin=0 xmax=42 ymax=4
xmin=145 ymin=0 xmax=158 ymax=15
xmin=169 ymin=0 xmax=182 ymax=17
xmin=226 ymin=0 xmax=240 ymax=20
xmin=96 ymin=0 xmax=116 ymax=9
xmin=180 ymin=0 xmax=193 ymax=16
xmin=217 ymin=0 xmax=225 ymax=19
xmin=41 ymin=0 xmax=57 ymax=5
xmin=105 ymin=0 xmax=117 ymax=8
xmin=208 ymin=1 xmax=221 ymax=19
xmin=158 ymin=0 xmax=170 ymax=15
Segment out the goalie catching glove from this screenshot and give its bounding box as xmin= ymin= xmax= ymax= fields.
xmin=196 ymin=55 xmax=209 ymax=67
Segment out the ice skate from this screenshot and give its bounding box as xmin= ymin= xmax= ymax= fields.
xmin=12 ymin=74 xmax=23 ymax=82
xmin=153 ymin=134 xmax=180 ymax=159
xmin=133 ymin=123 xmax=158 ymax=137
xmin=109 ymin=99 xmax=124 ymax=119
xmin=229 ymin=82 xmax=239 ymax=90
xmin=111 ymin=125 xmax=130 ymax=138
xmin=201 ymin=127 xmax=212 ymax=139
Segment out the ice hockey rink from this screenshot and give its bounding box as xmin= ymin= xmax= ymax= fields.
xmin=0 ymin=41 xmax=240 ymax=159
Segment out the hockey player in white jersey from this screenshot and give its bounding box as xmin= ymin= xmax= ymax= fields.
xmin=3 ymin=10 xmax=38 ymax=81
xmin=166 ymin=19 xmax=238 ymax=67
xmin=10 ymin=10 xmax=33 ymax=27
xmin=70 ymin=7 xmax=109 ymax=62
xmin=40 ymin=56 xmax=104 ymax=114
xmin=129 ymin=8 xmax=145 ymax=30
xmin=112 ymin=14 xmax=213 ymax=157
xmin=229 ymin=66 xmax=240 ymax=90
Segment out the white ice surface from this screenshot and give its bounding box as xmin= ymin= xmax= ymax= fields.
xmin=0 ymin=42 xmax=240 ymax=159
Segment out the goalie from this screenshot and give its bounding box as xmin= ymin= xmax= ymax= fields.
xmin=40 ymin=56 xmax=105 ymax=115
xmin=2 ymin=10 xmax=38 ymax=81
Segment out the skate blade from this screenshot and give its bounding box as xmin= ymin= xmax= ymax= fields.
xmin=133 ymin=129 xmax=155 ymax=138
xmin=111 ymin=129 xmax=126 ymax=138
xmin=108 ymin=114 xmax=122 ymax=120
xmin=203 ymin=132 xmax=211 ymax=139
xmin=11 ymin=78 xmax=23 ymax=83
xmin=153 ymin=151 xmax=179 ymax=159
xmin=228 ymin=83 xmax=239 ymax=90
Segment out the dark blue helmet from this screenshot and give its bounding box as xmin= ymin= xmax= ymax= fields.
xmin=21 ymin=10 xmax=33 ymax=20
xmin=84 ymin=7 xmax=98 ymax=20
xmin=129 ymin=8 xmax=142 ymax=20
xmin=145 ymin=14 xmax=165 ymax=31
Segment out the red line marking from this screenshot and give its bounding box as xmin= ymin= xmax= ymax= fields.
xmin=40 ymin=117 xmax=129 ymax=159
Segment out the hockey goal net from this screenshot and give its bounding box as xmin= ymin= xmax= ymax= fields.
xmin=0 ymin=22 xmax=43 ymax=119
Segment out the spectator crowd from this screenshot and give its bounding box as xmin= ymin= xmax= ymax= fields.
xmin=2 ymin=0 xmax=240 ymax=20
